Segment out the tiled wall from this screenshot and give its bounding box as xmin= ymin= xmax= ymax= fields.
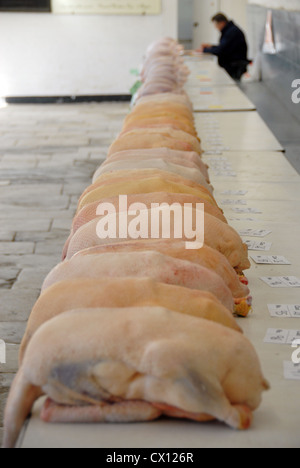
xmin=247 ymin=4 xmax=300 ymax=121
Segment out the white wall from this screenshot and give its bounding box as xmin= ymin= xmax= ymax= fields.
xmin=193 ymin=0 xmax=220 ymax=47
xmin=220 ymin=0 xmax=248 ymax=32
xmin=248 ymin=0 xmax=300 ymax=10
xmin=192 ymin=0 xmax=249 ymax=48
xmin=0 ymin=0 xmax=178 ymax=97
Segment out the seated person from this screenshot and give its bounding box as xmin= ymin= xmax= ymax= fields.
xmin=199 ymin=13 xmax=251 ymax=81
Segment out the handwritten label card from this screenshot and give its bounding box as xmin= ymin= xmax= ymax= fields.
xmin=204 ymin=150 xmax=223 ymax=155
xmin=251 ymin=255 xmax=291 ymax=265
xmin=268 ymin=304 xmax=292 ymax=318
xmin=284 ymin=362 xmax=300 ymax=381
xmin=221 ymin=190 xmax=248 ymax=196
xmin=232 ymin=207 xmax=262 ymax=214
xmin=221 ymin=199 xmax=247 ymax=206
xmin=269 ymin=305 xmax=300 ymax=318
xmin=261 ymin=277 xmax=300 ymax=288
xmin=245 ymin=240 xmax=272 ymax=251
xmin=239 ymin=229 xmax=272 ymax=238
xmin=214 ymin=171 xmax=237 ymax=177
xmin=269 ymin=304 xmax=300 ymax=318
xmin=205 ymin=156 xmax=227 ymax=161
xmin=229 ymin=217 xmax=260 ymax=222
xmin=264 ymin=328 xmax=290 ymax=344
xmin=264 ymin=328 xmax=300 ymax=344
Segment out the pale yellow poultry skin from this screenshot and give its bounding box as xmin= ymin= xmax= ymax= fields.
xmin=66 ymin=208 xmax=250 ymax=272
xmin=74 ymin=241 xmax=250 ymax=299
xmin=19 ymin=277 xmax=239 ymax=363
xmin=78 ymin=172 xmax=217 ymax=211
xmin=3 ymin=307 xmax=269 ymax=448
xmin=100 ymin=148 xmax=209 ymax=179
xmin=93 ymin=159 xmax=208 ymax=187
xmin=3 ymin=36 xmax=265 ymax=449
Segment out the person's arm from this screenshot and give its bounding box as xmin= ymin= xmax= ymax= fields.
xmin=204 ymin=29 xmax=237 ymax=57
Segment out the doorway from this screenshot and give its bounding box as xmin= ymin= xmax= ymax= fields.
xmin=178 ymin=0 xmax=248 ymax=50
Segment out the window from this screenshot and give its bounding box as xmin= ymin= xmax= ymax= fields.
xmin=0 ymin=0 xmax=51 ymax=11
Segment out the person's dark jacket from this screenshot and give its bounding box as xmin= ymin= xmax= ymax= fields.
xmin=204 ymin=21 xmax=249 ymax=71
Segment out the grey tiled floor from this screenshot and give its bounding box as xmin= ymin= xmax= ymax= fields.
xmin=0 ymin=102 xmax=130 ymax=444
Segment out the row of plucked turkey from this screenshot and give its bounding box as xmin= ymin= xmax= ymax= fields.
xmin=3 ymin=38 xmax=269 ymax=449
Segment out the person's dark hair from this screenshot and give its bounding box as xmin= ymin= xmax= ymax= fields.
xmin=211 ymin=13 xmax=228 ymax=23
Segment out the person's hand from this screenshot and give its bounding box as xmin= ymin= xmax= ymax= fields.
xmin=201 ymin=43 xmax=212 ymax=49
xmin=196 ymin=46 xmax=204 ymax=53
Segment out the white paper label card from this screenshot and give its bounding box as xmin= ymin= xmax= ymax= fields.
xmin=268 ymin=304 xmax=300 ymax=318
xmin=287 ymin=330 xmax=300 ymax=345
xmin=214 ymin=172 xmax=237 ymax=177
xmin=221 ymin=190 xmax=248 ymax=196
xmin=239 ymin=229 xmax=272 ymax=238
xmin=264 ymin=328 xmax=300 ymax=344
xmin=290 ymin=305 xmax=300 ymax=318
xmin=205 ymin=156 xmax=227 ymax=161
xmin=282 ymin=277 xmax=300 ymax=287
xmin=270 ymin=256 xmax=292 ymax=265
xmin=261 ymin=277 xmax=288 ymax=288
xmin=251 ymin=255 xmax=291 ymax=265
xmin=246 ymin=241 xmax=272 ymax=251
xmin=204 ymin=150 xmax=223 ymax=155
xmin=232 ymin=207 xmax=262 ymax=214
xmin=268 ymin=304 xmax=291 ymax=318
xmin=229 ymin=217 xmax=260 ymax=222
xmin=284 ymin=362 xmax=300 ymax=381
xmin=251 ymin=255 xmax=273 ymax=264
xmin=221 ymin=199 xmax=247 ymax=206
xmin=262 ymin=277 xmax=300 ymax=288
xmin=264 ymin=328 xmax=290 ymax=344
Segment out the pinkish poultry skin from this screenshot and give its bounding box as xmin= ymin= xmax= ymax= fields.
xmin=93 ymin=159 xmax=208 ymax=187
xmin=65 ymin=209 xmax=250 ymax=272
xmin=42 ymin=251 xmax=234 ymax=313
xmin=99 ymin=148 xmax=209 ymax=180
xmin=61 ymin=192 xmax=227 ymax=260
xmin=73 ymin=241 xmax=250 ymax=300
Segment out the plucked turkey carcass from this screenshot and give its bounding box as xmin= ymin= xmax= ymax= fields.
xmin=4 ymin=307 xmax=269 ymax=448
xmin=62 ymin=191 xmax=226 ymax=259
xmin=65 ymin=209 xmax=250 ymax=272
xmin=108 ymin=132 xmax=196 ymax=155
xmin=76 ymin=179 xmax=216 ymax=213
xmin=20 ymin=276 xmax=238 ymax=362
xmin=135 ymin=93 xmax=193 ymax=111
xmin=74 ymin=242 xmax=249 ymax=300
xmin=77 ymin=174 xmax=216 ymax=212
xmin=118 ymin=129 xmax=200 ymax=153
xmin=127 ymin=104 xmax=194 ymax=124
xmin=42 ymin=251 xmax=235 ymax=305
xmin=62 ymin=192 xmax=226 ymax=260
xmin=100 ymin=148 xmax=209 ymax=179
xmin=93 ymin=159 xmax=209 ymax=187
xmin=119 ymin=119 xmax=199 ymax=139
xmin=132 ymin=101 xmax=194 ymax=121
